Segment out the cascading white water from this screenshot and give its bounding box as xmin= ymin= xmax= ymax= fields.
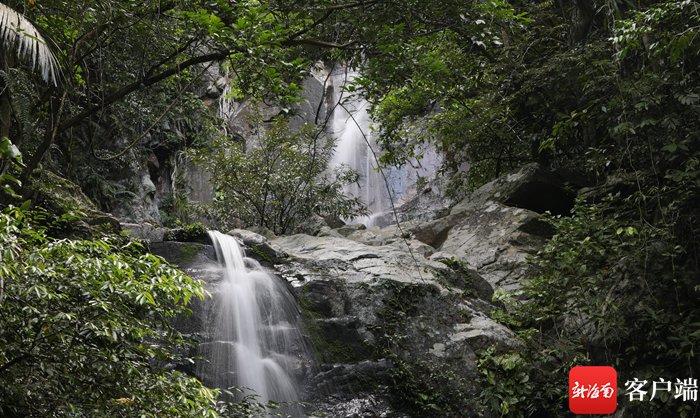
xmin=200 ymin=231 xmax=306 ymax=413
xmin=329 ymin=68 xmax=441 ymax=226
xmin=329 ymin=69 xmax=388 ymax=225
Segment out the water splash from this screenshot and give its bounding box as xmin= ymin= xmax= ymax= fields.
xmin=200 ymin=231 xmax=307 ymax=413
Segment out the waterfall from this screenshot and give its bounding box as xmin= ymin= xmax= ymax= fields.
xmin=329 ymin=69 xmax=387 ymax=226
xmin=329 ymin=68 xmax=442 ymax=226
xmin=200 ymin=231 xmax=306 ymax=414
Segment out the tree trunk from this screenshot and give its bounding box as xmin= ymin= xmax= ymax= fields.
xmin=571 ymin=0 xmax=596 ymax=44
xmin=0 ymin=51 xmax=13 ymax=141
xmin=21 ymin=91 xmax=66 ymax=183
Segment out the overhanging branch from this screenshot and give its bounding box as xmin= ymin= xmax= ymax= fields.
xmin=23 ymin=49 xmax=233 ymax=179
xmin=283 ymin=38 xmax=356 ymax=49
xmin=58 ymin=50 xmax=231 ymax=132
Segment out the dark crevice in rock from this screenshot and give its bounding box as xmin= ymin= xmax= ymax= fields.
xmin=502 ymin=179 xmax=575 ymax=216
xmin=517 ymin=217 xmax=556 ymax=238
xmin=429 ymin=224 xmax=453 ymax=249
xmin=349 ymin=253 xmax=381 ymax=261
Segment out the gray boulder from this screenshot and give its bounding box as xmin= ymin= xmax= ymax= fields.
xmin=272 ymin=234 xmax=447 ymax=286
xmin=440 ymin=201 xmax=552 ymax=292
xmin=334 ymin=223 xmax=367 ymax=237
xmin=271 ymin=233 xmax=516 ymax=416
xmin=410 ymin=164 xmax=570 ymax=291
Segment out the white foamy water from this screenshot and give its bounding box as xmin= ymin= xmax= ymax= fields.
xmin=200 ymin=231 xmax=307 ymax=414
xmin=328 ymin=68 xmax=441 ymax=227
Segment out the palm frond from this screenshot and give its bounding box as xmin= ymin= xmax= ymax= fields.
xmin=0 ymin=3 xmax=58 ymax=85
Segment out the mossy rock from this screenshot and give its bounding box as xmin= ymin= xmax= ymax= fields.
xmin=149 ymin=241 xmax=213 ymax=267
xmin=27 ymin=170 xmax=121 ymax=237
xmin=298 ymin=282 xmax=373 ymax=364
xmin=163 ymin=222 xmax=208 ymax=244
xmin=303 ymin=316 xmax=374 ymax=364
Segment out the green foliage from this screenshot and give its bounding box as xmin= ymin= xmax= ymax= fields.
xmin=476 ymin=347 xmax=544 ymax=417
xmin=0 ymin=136 xmax=23 ymax=199
xmin=164 ymin=222 xmax=208 ymax=243
xmin=3 ymin=0 xmax=310 ymax=211
xmin=358 ymin=0 xmax=699 ymax=190
xmin=0 ymin=0 xmax=697 ymax=415
xmin=478 ymin=192 xmax=698 ymax=416
xmin=1 ymin=0 xmax=519 ymax=212
xmin=0 ymin=205 xmax=267 ymax=417
xmin=348 ymin=1 xmax=527 ymax=189
xmin=467 ymin=5 xmax=700 ymax=414
xmin=323 ymin=2 xmax=699 ymax=414
xmin=0 ymin=3 xmax=59 ymax=84
xmin=195 ymin=118 xmax=365 ymax=234
xmin=385 ymin=352 xmax=472 ymax=417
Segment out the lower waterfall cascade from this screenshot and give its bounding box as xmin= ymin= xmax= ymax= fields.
xmin=199 ymin=231 xmax=308 ymax=414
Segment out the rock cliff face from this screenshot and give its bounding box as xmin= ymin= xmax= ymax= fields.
xmin=107 ymin=66 xmax=330 ymax=225
xmin=410 ymin=163 xmax=575 ymax=291
xmin=140 ymin=164 xmax=579 ymax=416
xmin=270 ymin=233 xmax=513 ymax=416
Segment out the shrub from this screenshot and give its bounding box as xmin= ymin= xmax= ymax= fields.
xmin=195 ymin=119 xmax=365 ymax=234
xmin=0 ymin=206 xmax=225 ymax=417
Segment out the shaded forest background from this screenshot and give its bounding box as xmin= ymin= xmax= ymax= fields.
xmin=0 ymin=0 xmax=697 ymax=416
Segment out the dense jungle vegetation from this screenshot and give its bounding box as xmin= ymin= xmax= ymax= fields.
xmin=0 ymin=0 xmax=697 ymax=416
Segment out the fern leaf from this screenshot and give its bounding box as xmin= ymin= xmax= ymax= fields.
xmin=0 ymin=3 xmax=59 ymax=85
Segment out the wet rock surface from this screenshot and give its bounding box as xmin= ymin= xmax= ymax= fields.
xmin=149 ymin=241 xmax=216 ymax=270
xmin=148 ymin=241 xmax=220 ymax=377
xmin=147 ymin=164 xmax=585 ymax=417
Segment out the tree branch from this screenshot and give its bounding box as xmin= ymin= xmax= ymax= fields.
xmin=283 ymin=10 xmax=334 ymax=44
xmin=63 ymin=50 xmax=231 ymax=131
xmin=145 ymin=37 xmax=199 ymax=79
xmin=22 ymin=50 xmax=232 ymax=179
xmin=284 ymin=38 xmax=356 ymax=49
xmin=310 ymin=0 xmax=380 ymax=12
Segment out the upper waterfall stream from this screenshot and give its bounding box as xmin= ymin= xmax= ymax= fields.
xmin=200 ymin=231 xmax=307 ymax=415
xmin=328 ymin=68 xmax=441 ymax=226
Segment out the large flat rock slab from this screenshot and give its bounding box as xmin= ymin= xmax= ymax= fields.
xmin=440 ymin=201 xmax=551 ymax=291
xmin=272 ymin=234 xmax=447 ymax=286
